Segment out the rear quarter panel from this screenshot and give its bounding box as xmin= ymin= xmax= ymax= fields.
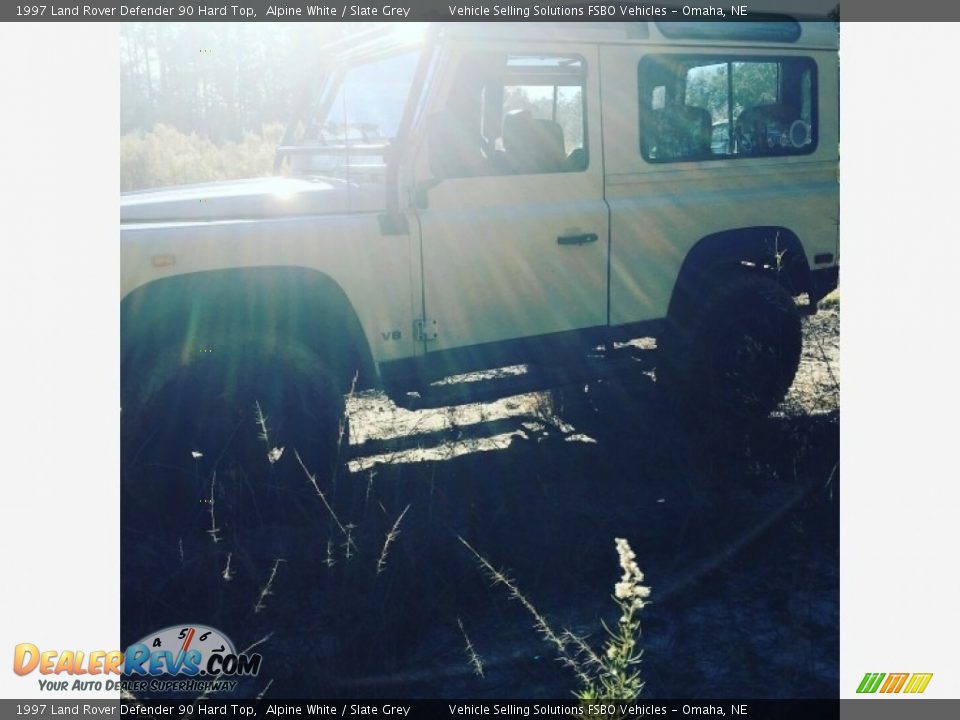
xmin=599 ymin=43 xmax=839 ymax=326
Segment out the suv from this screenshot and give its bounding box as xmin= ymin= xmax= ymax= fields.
xmin=121 ymin=21 xmax=839 ymax=470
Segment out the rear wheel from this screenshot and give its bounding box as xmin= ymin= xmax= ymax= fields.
xmin=659 ymin=273 xmax=802 ymax=426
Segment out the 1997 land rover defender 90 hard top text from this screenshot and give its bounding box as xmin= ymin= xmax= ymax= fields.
xmin=121 ymin=21 xmax=839 ymax=472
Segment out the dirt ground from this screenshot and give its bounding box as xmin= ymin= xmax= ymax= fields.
xmin=121 ymin=307 xmax=839 ymax=700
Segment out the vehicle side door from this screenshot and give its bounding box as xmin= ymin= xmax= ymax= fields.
xmin=409 ymin=41 xmax=609 ymax=373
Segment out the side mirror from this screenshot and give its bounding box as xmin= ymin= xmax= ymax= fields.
xmin=414 ymin=177 xmax=442 ymax=209
xmin=412 ymin=112 xmax=491 ymax=208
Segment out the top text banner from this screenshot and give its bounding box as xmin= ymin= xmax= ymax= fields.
xmin=2 ymin=0 xmax=954 ymax=22
xmin=1 ymin=0 xmax=913 ymax=23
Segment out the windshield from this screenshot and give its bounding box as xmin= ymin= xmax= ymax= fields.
xmin=283 ymin=50 xmax=421 ymax=182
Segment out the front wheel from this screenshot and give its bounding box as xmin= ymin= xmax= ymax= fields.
xmin=659 ymin=273 xmax=802 ymax=425
xmin=122 ymin=348 xmax=347 ymax=485
xmin=121 ymin=350 xmax=348 ymax=639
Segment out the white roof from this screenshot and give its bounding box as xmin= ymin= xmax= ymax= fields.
xmin=436 ymin=21 xmax=839 ymax=50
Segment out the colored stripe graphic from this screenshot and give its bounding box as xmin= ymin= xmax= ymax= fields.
xmin=857 ymin=673 xmax=885 ymax=693
xmin=880 ymin=673 xmax=909 ymax=693
xmin=857 ymin=672 xmax=933 ymax=694
xmin=857 ymin=673 xmax=886 ymax=693
xmin=903 ymin=673 xmax=934 ymax=694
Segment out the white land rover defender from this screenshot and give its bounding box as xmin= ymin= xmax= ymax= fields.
xmin=120 ymin=21 xmax=839 ymax=470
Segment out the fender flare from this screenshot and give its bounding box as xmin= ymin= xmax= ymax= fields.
xmin=120 ymin=267 xmax=377 ymax=411
xmin=668 ymin=226 xmax=810 ymax=322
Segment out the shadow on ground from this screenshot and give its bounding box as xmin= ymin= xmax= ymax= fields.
xmin=121 ymin=310 xmax=839 ymax=699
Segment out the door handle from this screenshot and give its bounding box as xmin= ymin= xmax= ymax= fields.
xmin=557 ymin=232 xmax=599 ymax=246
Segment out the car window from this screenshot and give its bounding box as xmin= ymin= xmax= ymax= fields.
xmin=428 ymin=53 xmax=588 ymax=178
xmin=639 ymin=55 xmax=817 ymax=162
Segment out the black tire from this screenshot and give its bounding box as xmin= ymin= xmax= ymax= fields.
xmin=123 ymin=349 xmax=345 ymax=470
xmin=121 ymin=350 xmax=347 ymax=639
xmin=659 ymin=272 xmax=802 ymax=425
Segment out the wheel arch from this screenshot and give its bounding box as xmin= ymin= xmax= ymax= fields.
xmin=121 ymin=266 xmax=378 ymax=411
xmin=668 ymin=226 xmax=811 ymax=322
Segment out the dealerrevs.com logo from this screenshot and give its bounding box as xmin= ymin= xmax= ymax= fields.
xmin=14 ymin=624 xmax=262 ymax=693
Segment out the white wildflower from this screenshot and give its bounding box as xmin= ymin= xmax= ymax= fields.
xmin=614 ymin=538 xmax=651 ymax=610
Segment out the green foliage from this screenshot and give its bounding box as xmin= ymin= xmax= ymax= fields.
xmin=685 ymin=60 xmax=779 ymax=123
xmin=121 ymin=23 xmax=354 ymax=139
xmin=120 ymin=122 xmax=284 ymax=191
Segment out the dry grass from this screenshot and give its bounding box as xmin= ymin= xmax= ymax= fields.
xmin=458 ymin=535 xmax=592 ymax=688
xmin=254 ymin=558 xmax=285 ymax=614
xmin=458 ymin=535 xmax=652 ymax=701
xmin=457 ymin=618 xmax=485 ymax=678
xmin=819 ymin=288 xmax=840 ymax=309
xmin=377 ymin=504 xmax=411 ymax=575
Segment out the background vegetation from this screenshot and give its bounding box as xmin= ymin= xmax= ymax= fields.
xmin=121 ymin=23 xmax=361 ymax=190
